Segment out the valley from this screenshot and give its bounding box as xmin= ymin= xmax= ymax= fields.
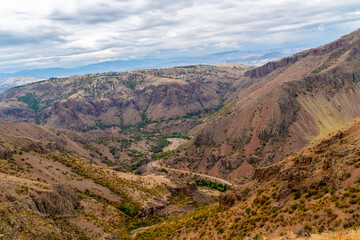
xmin=0 ymin=29 xmax=360 ymax=239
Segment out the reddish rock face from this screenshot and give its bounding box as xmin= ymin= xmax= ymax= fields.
xmin=186 ymin=29 xmax=360 ymax=178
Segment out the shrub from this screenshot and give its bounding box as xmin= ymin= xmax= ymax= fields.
xmin=118 ymin=202 xmax=138 ymax=217
xmin=294 ymin=191 xmax=301 ymax=200
xmin=290 ymin=204 xmax=298 ymax=210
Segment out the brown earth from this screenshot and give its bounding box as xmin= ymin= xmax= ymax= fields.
xmin=0 ymin=121 xmax=216 ymax=239
xmin=166 ymin=28 xmax=360 ymax=181
xmin=0 ymin=65 xmax=253 ymax=132
xmin=136 ymin=120 xmax=360 ymax=239
xmin=0 ymin=29 xmax=360 ymax=239
xmin=2 ymin=31 xmax=360 ymax=184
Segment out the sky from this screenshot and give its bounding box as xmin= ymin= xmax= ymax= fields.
xmin=0 ymin=0 xmax=359 ymax=72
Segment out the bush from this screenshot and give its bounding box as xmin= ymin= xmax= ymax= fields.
xmin=294 ymin=191 xmax=301 ymax=200
xmin=290 ymin=204 xmax=298 ymax=210
xmin=153 ymin=150 xmax=174 ymax=160
xmin=118 ymin=202 xmax=138 ymax=217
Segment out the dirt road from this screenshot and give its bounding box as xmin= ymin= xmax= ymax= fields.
xmin=151 ymin=161 xmax=233 ymax=186
xmin=163 ymin=138 xmax=189 ymax=151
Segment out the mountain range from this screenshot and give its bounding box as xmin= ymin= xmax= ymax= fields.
xmin=0 ymin=49 xmax=291 ymax=93
xmin=0 ymin=29 xmax=360 ymax=239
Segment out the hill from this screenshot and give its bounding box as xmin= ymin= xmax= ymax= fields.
xmin=164 ymin=28 xmax=360 ymax=181
xmin=0 ymin=65 xmax=253 ymax=132
xmin=1 ymin=29 xmax=360 ymax=239
xmin=2 ymin=30 xmax=360 ymax=184
xmin=0 ymin=49 xmax=287 ymax=81
xmin=136 ymin=120 xmax=360 ymax=239
xmin=0 ymin=121 xmax=216 ymax=239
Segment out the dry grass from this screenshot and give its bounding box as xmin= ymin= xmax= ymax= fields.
xmin=277 ymin=230 xmax=360 ymax=240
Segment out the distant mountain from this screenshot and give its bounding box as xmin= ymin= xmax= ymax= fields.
xmin=0 ymin=76 xmax=44 ymax=93
xmin=0 ymin=49 xmax=289 ymax=82
xmin=163 ymin=50 xmax=287 ymax=67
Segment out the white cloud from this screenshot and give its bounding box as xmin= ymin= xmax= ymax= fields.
xmin=0 ymin=0 xmax=359 ymax=72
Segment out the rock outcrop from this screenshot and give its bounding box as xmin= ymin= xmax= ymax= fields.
xmin=30 ymin=184 xmax=78 ymax=215
xmin=0 ymin=202 xmax=75 ymax=240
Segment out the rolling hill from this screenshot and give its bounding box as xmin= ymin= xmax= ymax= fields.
xmin=1 ymin=29 xmax=360 ymax=239
xmin=136 ymin=120 xmax=360 ymax=239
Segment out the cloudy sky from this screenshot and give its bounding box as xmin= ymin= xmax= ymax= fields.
xmin=0 ymin=0 xmax=359 ymax=72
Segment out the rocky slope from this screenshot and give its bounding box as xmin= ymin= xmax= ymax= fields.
xmin=3 ymin=30 xmax=359 ymax=184
xmin=2 ymin=30 xmax=360 ymax=184
xmin=136 ymin=120 xmax=360 ymax=239
xmin=0 ymin=121 xmax=215 ymax=239
xmin=0 ymin=65 xmax=252 ymax=132
xmin=0 ymin=201 xmax=75 ymax=240
xmin=1 ymin=29 xmax=360 ymax=240
xmin=163 ymin=28 xmax=360 ymax=181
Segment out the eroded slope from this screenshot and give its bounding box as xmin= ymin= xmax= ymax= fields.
xmin=137 ymin=120 xmax=360 ymax=239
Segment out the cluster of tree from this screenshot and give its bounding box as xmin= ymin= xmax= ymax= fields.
xmin=195 ymin=179 xmax=228 ymax=192
xmin=162 ymin=132 xmax=191 ymax=140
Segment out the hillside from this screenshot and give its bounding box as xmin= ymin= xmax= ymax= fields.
xmin=136 ymin=120 xmax=360 ymax=239
xmin=0 ymin=121 xmax=216 ymax=239
xmin=1 ymin=29 xmax=360 ymax=240
xmin=0 ymin=65 xmax=252 ymax=132
xmin=1 ymin=109 xmax=360 ymax=239
xmin=2 ymin=30 xmax=360 ymax=184
xmin=163 ymin=28 xmax=360 ymax=181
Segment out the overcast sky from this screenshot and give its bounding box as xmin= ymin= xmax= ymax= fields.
xmin=0 ymin=0 xmax=359 ymax=72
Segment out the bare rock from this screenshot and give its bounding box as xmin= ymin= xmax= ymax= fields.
xmin=166 ymin=184 xmax=193 ymax=198
xmin=0 ymin=201 xmax=75 ymax=240
xmin=219 ymin=186 xmax=250 ymax=207
xmin=138 ymin=201 xmax=166 ymax=217
xmin=296 ymin=228 xmax=311 ymax=237
xmin=219 ymin=191 xmax=237 ymax=207
xmin=30 ymin=184 xmax=78 ymax=215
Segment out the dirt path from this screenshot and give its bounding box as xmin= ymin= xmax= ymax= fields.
xmin=163 ymin=138 xmax=188 ymax=151
xmin=151 ymin=161 xmax=233 ymax=186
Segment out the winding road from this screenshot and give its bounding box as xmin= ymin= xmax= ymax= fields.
xmin=151 ymin=160 xmax=233 ymax=186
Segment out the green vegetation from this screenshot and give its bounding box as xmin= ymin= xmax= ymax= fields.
xmin=212 ymin=100 xmax=235 ymax=117
xmin=174 ymin=65 xmax=197 ymax=68
xmin=118 ymin=202 xmax=138 ymax=217
xmin=150 ymin=136 xmax=171 ymax=153
xmin=16 ymin=186 xmax=29 ymax=194
xmin=312 ymin=49 xmax=346 ymax=74
xmin=161 ymin=132 xmax=191 ymax=140
xmin=123 ymin=73 xmax=144 ymax=90
xmin=153 ymin=150 xmax=175 ymax=160
xmin=127 ymin=149 xmax=146 ymax=160
xmin=18 ymin=92 xmax=41 ymax=112
xmin=195 ymin=179 xmax=228 ymax=192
